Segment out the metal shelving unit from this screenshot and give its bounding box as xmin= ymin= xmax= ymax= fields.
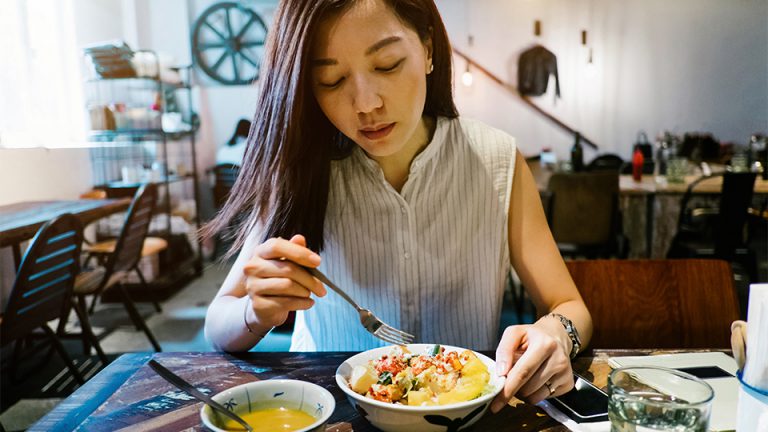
xmin=83 ymin=45 xmax=204 ymax=287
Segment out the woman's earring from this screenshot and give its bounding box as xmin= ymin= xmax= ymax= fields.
xmin=428 ymin=63 xmax=434 ymax=74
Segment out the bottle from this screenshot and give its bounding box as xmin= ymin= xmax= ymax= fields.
xmin=656 ymin=132 xmax=671 ymax=176
xmin=654 ymin=132 xmax=672 ymax=184
xmin=632 ymin=146 xmax=644 ymax=182
xmin=571 ymin=132 xmax=584 ymax=172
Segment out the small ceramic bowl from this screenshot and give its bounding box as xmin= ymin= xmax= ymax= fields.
xmin=335 ymin=344 xmax=504 ymax=432
xmin=200 ymin=379 xmax=335 ymax=432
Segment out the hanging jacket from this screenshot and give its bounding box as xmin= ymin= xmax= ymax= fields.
xmin=517 ymin=45 xmax=561 ymax=99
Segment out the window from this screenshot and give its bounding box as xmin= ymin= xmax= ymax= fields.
xmin=0 ymin=0 xmax=87 ymax=148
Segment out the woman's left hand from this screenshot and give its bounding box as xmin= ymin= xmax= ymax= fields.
xmin=490 ymin=320 xmax=574 ymax=413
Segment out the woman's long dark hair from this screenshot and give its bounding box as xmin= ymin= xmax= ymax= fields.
xmin=203 ymin=0 xmax=458 ymax=257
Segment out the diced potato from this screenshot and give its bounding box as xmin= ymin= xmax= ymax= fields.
xmin=386 ymin=383 xmax=404 ymax=402
xmin=436 ymin=356 xmax=489 ymax=405
xmin=461 ymin=356 xmax=487 ymax=378
xmin=407 ymin=389 xmax=432 ymax=406
xmin=350 ymin=365 xmax=378 ymax=394
xmin=436 ymin=374 xmax=488 ymax=405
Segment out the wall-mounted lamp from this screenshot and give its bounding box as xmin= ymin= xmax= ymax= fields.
xmin=462 ymin=35 xmax=474 ymax=87
xmin=462 ymin=62 xmax=474 ymax=87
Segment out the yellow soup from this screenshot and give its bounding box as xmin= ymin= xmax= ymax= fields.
xmin=220 ymin=407 xmax=316 ymax=432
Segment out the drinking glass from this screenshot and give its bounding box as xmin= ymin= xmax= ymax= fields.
xmin=666 ymin=157 xmax=688 ymax=184
xmin=730 ymin=152 xmax=749 ymax=172
xmin=608 ymin=366 xmax=714 ymax=432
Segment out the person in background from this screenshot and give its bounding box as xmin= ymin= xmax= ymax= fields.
xmin=215 ymin=118 xmax=252 ymax=165
xmin=203 ymin=0 xmax=592 ymax=412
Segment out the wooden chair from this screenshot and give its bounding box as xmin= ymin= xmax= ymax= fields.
xmin=547 ymin=171 xmax=628 ymax=258
xmin=80 ymin=189 xmax=167 ymax=311
xmin=1 ymin=214 xmax=106 ymax=384
xmin=566 ymin=259 xmax=739 ymax=349
xmin=71 ymin=184 xmax=163 ymax=352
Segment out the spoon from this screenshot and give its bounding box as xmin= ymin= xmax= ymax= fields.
xmin=148 ymin=359 xmax=253 ymax=431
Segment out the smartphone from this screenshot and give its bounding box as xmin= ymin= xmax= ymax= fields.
xmin=549 ymin=374 xmax=609 ymax=423
xmin=675 ymin=366 xmax=733 ymax=379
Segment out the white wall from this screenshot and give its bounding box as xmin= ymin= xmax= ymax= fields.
xmin=439 ymin=0 xmax=768 ymax=161
xmin=0 ymin=149 xmax=94 ymax=206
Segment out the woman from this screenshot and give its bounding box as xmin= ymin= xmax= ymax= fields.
xmin=204 ymin=0 xmax=592 ymax=412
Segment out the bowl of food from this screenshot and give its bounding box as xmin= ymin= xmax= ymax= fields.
xmin=336 ymin=344 xmax=504 ymax=432
xmin=200 ymin=379 xmax=335 ymax=432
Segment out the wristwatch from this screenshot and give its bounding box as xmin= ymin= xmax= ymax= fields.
xmin=550 ymin=313 xmax=582 ymax=360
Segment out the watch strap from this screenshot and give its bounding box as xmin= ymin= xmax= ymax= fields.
xmin=550 ymin=313 xmax=582 ymax=359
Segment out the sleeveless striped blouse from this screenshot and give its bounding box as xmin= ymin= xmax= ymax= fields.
xmin=290 ymin=116 xmax=517 ymax=351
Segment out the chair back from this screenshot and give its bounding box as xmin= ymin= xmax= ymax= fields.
xmin=107 ymin=184 xmax=157 ymax=274
xmin=2 ymin=214 xmax=83 ymax=344
xmin=547 ymin=171 xmax=619 ymax=247
xmin=586 ymin=154 xmax=624 ymax=172
xmin=673 ymin=172 xmax=756 ymax=259
xmin=566 ymin=259 xmax=739 ymax=349
xmin=715 ymin=172 xmax=757 ymax=257
xmin=211 ymin=163 xmax=240 ymax=210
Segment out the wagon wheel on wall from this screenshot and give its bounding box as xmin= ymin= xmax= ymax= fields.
xmin=191 ymin=2 xmax=268 ymax=85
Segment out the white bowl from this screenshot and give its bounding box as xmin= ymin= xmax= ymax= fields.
xmin=200 ymin=379 xmax=335 ymax=432
xmin=335 ymin=344 xmax=504 ymax=432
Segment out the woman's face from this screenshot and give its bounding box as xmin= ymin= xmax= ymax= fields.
xmin=311 ymin=0 xmax=433 ymax=159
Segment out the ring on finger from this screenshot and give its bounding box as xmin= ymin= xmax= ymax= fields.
xmin=544 ymin=381 xmax=556 ymax=395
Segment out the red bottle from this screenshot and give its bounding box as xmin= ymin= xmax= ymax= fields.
xmin=632 ymin=147 xmax=644 ymax=182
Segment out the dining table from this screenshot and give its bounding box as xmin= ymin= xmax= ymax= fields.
xmin=0 ymin=198 xmax=131 ymax=265
xmin=29 ymin=348 xmax=718 ymax=431
xmin=0 ymin=198 xmax=131 ymax=308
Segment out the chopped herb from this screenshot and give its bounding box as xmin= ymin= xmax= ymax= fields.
xmin=378 ymin=371 xmax=393 ymax=385
xmin=430 ymin=344 xmax=441 ymax=356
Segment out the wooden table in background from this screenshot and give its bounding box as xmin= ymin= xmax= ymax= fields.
xmin=31 ymin=349 xmax=688 ymax=432
xmin=529 ymin=161 xmax=768 ymax=258
xmin=0 ymin=199 xmax=130 ymax=266
xmin=618 ymin=174 xmax=768 ymax=258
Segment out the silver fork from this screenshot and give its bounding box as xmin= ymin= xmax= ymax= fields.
xmin=305 ymin=267 xmax=416 ymax=345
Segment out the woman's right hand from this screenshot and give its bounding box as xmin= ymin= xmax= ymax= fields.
xmin=242 ymin=234 xmax=327 ymax=328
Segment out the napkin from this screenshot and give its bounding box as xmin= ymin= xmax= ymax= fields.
xmin=743 ymin=284 xmax=768 ymax=390
xmin=737 ymin=284 xmax=768 ymax=432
